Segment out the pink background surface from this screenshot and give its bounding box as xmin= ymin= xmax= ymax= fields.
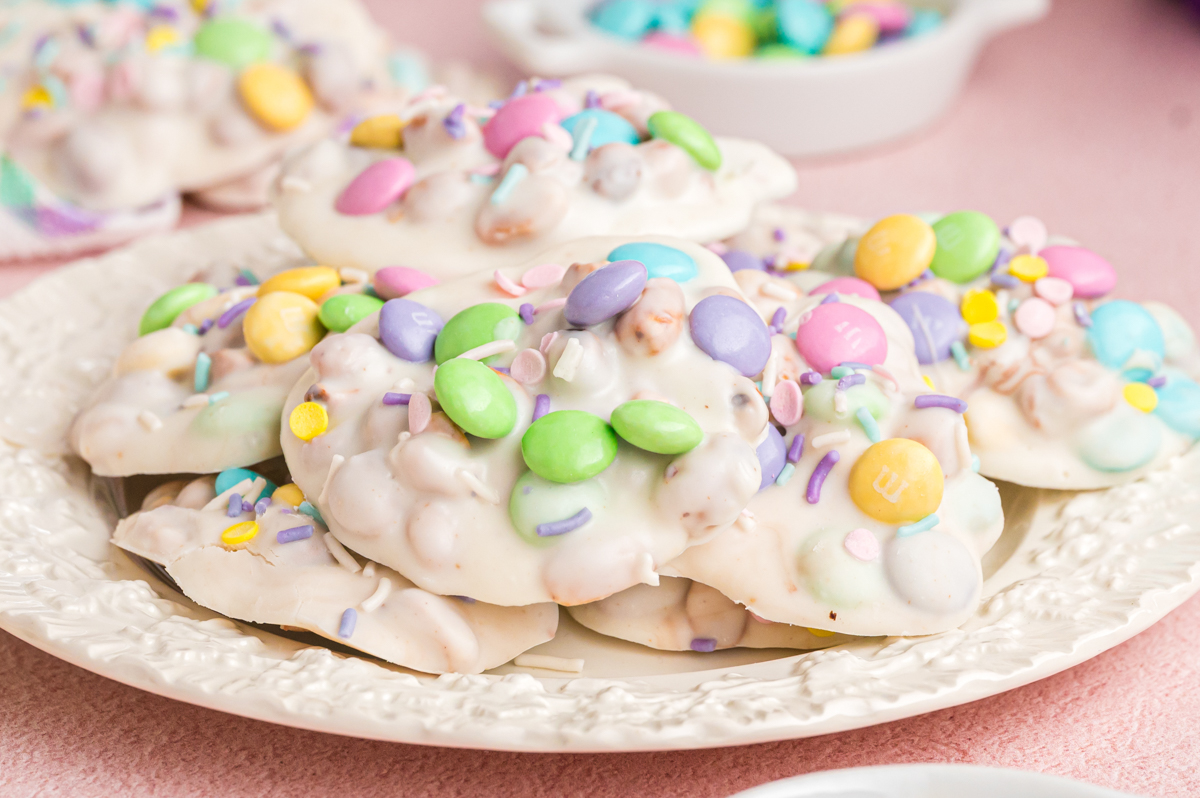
xmin=4 ymin=0 xmax=1200 ymax=794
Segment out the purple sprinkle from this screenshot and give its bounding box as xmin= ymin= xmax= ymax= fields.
xmin=453 ymin=595 xmax=477 ymax=603
xmin=217 ymin=297 xmax=256 ymax=328
xmin=234 ymin=274 xmax=252 ymax=287
xmin=270 ymin=17 xmax=292 ymax=40
xmin=77 ymin=24 xmax=96 ymax=46
xmin=690 ymin=637 xmax=717 ymax=653
xmin=905 ymin=269 xmax=934 ymax=288
xmin=990 ymin=248 xmax=1013 ymax=274
xmin=1148 ymin=375 xmax=1168 ymax=388
xmin=536 ymin=507 xmax=592 ymax=537
xmin=242 ymin=500 xmax=254 ymax=513
xmin=585 ymin=89 xmax=601 ymax=109
xmin=510 ymin=80 xmax=529 ymax=99
xmin=383 ymin=392 xmax=412 ymax=405
xmin=198 ymin=318 xmax=214 ymax=335
xmin=772 ymin=227 xmax=786 ymax=242
xmin=799 ymin=371 xmax=823 ymax=386
xmin=519 ymin=303 xmax=535 ymax=324
xmin=806 ymin=451 xmax=840 ymax=504
xmin=837 ymin=373 xmax=866 ymax=390
xmin=820 ymin=293 xmax=839 ymax=305
xmin=254 ymin=497 xmax=271 ymax=515
xmin=770 ymin=306 xmax=787 ymax=329
xmin=532 ymin=393 xmax=551 ymax=422
xmin=1074 ymin=301 xmax=1092 ymax=328
xmin=840 ymin=361 xmax=873 ymax=370
xmin=338 ymin=608 xmax=357 ymax=639
xmin=787 ymin=434 xmax=805 ymax=464
xmin=991 ymin=272 xmax=1020 ymax=289
xmin=487 ymin=99 xmax=505 ymax=110
xmin=493 ymin=366 xmax=511 ymax=375
xmin=532 ymin=78 xmax=561 ymax=91
xmin=914 ymin=394 xmax=968 ymax=413
xmin=443 ymin=103 xmax=466 ymax=140
xmin=226 ymin=493 xmax=243 ymax=518
xmin=276 ymin=524 xmax=314 ymax=544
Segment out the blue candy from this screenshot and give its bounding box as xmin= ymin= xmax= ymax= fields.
xmin=756 ymin=424 xmax=787 ymax=490
xmin=591 ymin=0 xmax=656 ymax=39
xmin=1154 ymin=374 xmax=1200 ymax=439
xmin=607 ymin=242 xmax=698 ymax=282
xmin=775 ymin=0 xmax=833 ymax=54
xmin=906 ymin=8 xmax=943 ymax=37
xmin=215 ymin=467 xmax=278 ymax=497
xmin=653 ymin=2 xmax=693 ymax=33
xmin=1077 ymin=410 xmax=1162 ymax=473
xmin=560 ymin=109 xmax=641 ymax=149
xmin=1087 ymin=300 xmax=1165 ymax=371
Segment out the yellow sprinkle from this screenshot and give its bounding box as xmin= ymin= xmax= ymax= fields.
xmin=238 ymin=62 xmax=314 ymax=132
xmin=922 ymin=375 xmax=936 ymax=390
xmin=823 ymin=14 xmax=880 ymax=56
xmin=290 ymin=401 xmax=328 ymax=441
xmin=1123 ymin=382 xmax=1158 ymax=413
xmin=20 ymin=85 xmax=52 ymax=110
xmin=221 ymin=520 xmax=259 ymax=545
xmin=1008 ymin=254 xmax=1049 ymax=282
xmin=783 ymin=261 xmax=810 ymax=272
xmin=145 ymin=25 xmax=179 ymax=52
xmin=272 ymin=483 xmax=306 ymax=507
xmin=350 ymin=114 xmax=406 ymax=149
xmin=968 ymin=321 xmax=1008 ymax=349
xmin=806 ymin=627 xmax=835 ymax=637
xmin=960 ymin=289 xmax=999 ymax=324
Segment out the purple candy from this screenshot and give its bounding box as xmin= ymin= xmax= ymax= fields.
xmin=720 ymin=249 xmax=765 ymax=273
xmin=690 ymin=637 xmax=717 ymax=653
xmin=382 ymin=392 xmax=411 ymax=405
xmin=564 ymin=260 xmax=647 ymax=327
xmin=379 ymin=298 xmax=444 ymax=362
xmin=888 ymin=291 xmax=967 ymax=365
xmin=689 ymin=295 xmax=772 ymax=378
xmin=755 ymin=425 xmax=787 ymax=491
xmin=787 ymin=433 xmax=805 ymax=464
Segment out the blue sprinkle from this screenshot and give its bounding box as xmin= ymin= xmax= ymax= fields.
xmin=338 ymin=608 xmax=357 ymax=639
xmin=182 ymin=323 xmax=199 ymax=335
xmin=237 ymin=268 xmax=259 ymax=286
xmin=855 ymin=407 xmax=881 ymax=443
xmin=950 ymin=341 xmax=970 ymax=371
xmin=774 ymin=462 xmax=796 ymax=486
xmin=193 ymin=352 xmax=211 ymax=393
xmin=490 ymin=163 xmax=528 ymax=205
xmin=897 ymin=514 xmax=939 ymax=537
xmin=569 ymin=115 xmax=598 ymax=161
xmin=208 ymin=391 xmax=230 ymax=404
xmin=970 ymin=455 xmax=981 ymax=473
xmin=469 ymin=172 xmax=494 ymax=185
xmin=830 ymin=365 xmax=852 ymax=379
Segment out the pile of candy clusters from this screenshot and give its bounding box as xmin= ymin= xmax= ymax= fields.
xmin=588 ymin=0 xmax=943 ymax=60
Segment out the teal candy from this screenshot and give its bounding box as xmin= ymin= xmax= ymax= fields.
xmin=192 ymin=19 xmax=272 ymax=69
xmin=906 ymin=8 xmax=943 ymax=36
xmin=139 ymin=283 xmax=218 ymax=335
xmin=1087 ymin=301 xmax=1165 ymax=371
xmin=215 ymin=467 xmax=278 ymax=497
xmin=433 ymin=358 xmax=517 ymax=439
xmin=591 ymin=0 xmax=656 ymax=39
xmin=521 ymin=410 xmax=619 ymax=483
xmin=610 ymin=400 xmax=703 ymax=454
xmin=508 ymin=471 xmax=606 ymax=545
xmin=560 ymin=109 xmax=641 ymax=148
xmin=433 ymin=303 xmax=520 ymax=364
xmin=646 ymin=111 xmax=721 ymax=170
xmin=929 ymin=211 xmax=1001 ymax=284
xmin=607 ymin=242 xmax=698 ymax=282
xmin=1077 ymin=409 xmax=1162 ymax=472
xmin=318 ymin=294 xmax=384 ymax=333
xmin=775 ymin=0 xmax=833 ymax=54
xmin=802 ymin=380 xmax=888 ymax=424
xmin=1154 ymin=375 xmax=1200 ymax=438
xmin=653 ymin=2 xmax=692 ymax=33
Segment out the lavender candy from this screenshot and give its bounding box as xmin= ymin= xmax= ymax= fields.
xmin=689 ymin=295 xmax=772 ymax=378
xmin=755 ymin=425 xmax=787 ymax=491
xmin=720 ymin=249 xmax=765 ymax=273
xmin=378 ymin=298 xmax=444 ymax=362
xmin=889 ymin=291 xmax=967 ymax=365
xmin=564 ymin=260 xmax=647 ymax=327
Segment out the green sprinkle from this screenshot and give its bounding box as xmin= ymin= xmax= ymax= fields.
xmin=774 ymin=462 xmax=796 ymax=486
xmin=194 ymin=352 xmax=212 ymax=393
xmin=491 ymin=163 xmax=528 ymax=205
xmin=569 ymin=115 xmax=598 ymax=161
xmin=208 ymin=391 xmax=230 ymax=404
xmin=897 ymin=514 xmax=939 ymax=537
xmin=298 ymin=500 xmax=325 ymax=526
xmin=950 ymin=340 xmax=970 ymax=371
xmin=855 ymin=406 xmax=881 ymax=443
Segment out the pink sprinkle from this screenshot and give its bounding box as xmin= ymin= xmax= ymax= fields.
xmin=870 ymin=364 xmax=899 ymax=391
xmin=521 ymin=263 xmax=567 ymax=289
xmin=470 ymin=162 xmax=502 ymax=177
xmin=541 ymin=121 xmax=574 ymax=151
xmin=535 ymin=297 xmax=567 ymax=315
xmin=749 ymin=610 xmax=772 ymax=624
xmin=494 ymin=270 xmax=527 ymax=297
xmin=539 ymin=331 xmax=559 ymax=354
xmin=408 ymin=392 xmax=431 ymax=434
xmin=1008 ymin=215 xmax=1048 ymax=253
xmin=1034 ymin=276 xmax=1074 ymax=306
xmin=511 ymin=348 xmax=547 ymax=384
xmin=705 ymin=242 xmax=729 ymax=255
xmin=769 ymin=379 xmax=803 ymax=426
xmin=643 ymin=31 xmax=703 ymax=56
xmin=843 ymin=528 xmax=880 ymax=562
xmin=841 ymin=2 xmax=911 ymax=32
xmin=335 ymin=158 xmax=416 ymax=216
xmin=1013 ymin=297 xmax=1056 ymax=340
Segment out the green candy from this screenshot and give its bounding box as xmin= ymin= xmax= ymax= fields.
xmin=508 ymin=471 xmax=605 ymax=545
xmin=193 ymin=19 xmax=272 ymax=69
xmin=139 ymin=282 xmax=218 ymax=336
xmin=521 ymin=410 xmax=618 ymax=483
xmin=929 ymin=211 xmax=1001 ymax=284
xmin=756 ymin=43 xmax=806 ymax=59
xmin=318 ymin=293 xmax=384 ymax=333
xmin=647 ymin=111 xmax=722 ymax=171
xmin=189 ymin=391 xmax=282 ymax=437
xmin=433 ymin=358 xmax=516 ymax=439
xmin=434 ymin=303 xmax=520 ymax=364
xmin=610 ymin=400 xmax=702 ymax=455
xmin=803 ymin=381 xmax=888 ymax=424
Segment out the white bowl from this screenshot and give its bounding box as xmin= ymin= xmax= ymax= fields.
xmin=483 ymin=0 xmax=1049 ymax=157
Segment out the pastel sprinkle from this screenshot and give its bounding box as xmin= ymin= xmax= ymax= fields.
xmin=298 ymin=501 xmax=325 ymax=526
xmin=254 ymin=497 xmax=271 ymax=515
xmin=220 ymin=520 xmax=258 ymax=545
xmin=690 ymin=637 xmax=717 ymax=653
xmin=338 ymin=607 xmax=357 ymax=638
xmin=950 ymin=340 xmax=970 ymax=370
xmin=843 ymin=528 xmax=880 ymax=562
xmin=837 ymin=373 xmax=866 ymax=390
xmin=971 ymin=454 xmax=981 ymax=472
xmin=276 ymin=524 xmax=314 ymax=544
xmin=830 ymin=365 xmax=852 ymax=379
xmin=491 ymin=163 xmax=528 ymax=204
xmin=182 ymin=323 xmax=199 ymax=335
xmin=1148 ymin=375 xmax=1168 ymax=388
xmin=208 ymin=391 xmax=230 ymax=404
xmin=217 ymin=296 xmax=256 ymax=328
xmin=494 ymin=270 xmax=527 ymax=297
xmin=383 ymin=392 xmax=411 ymax=405
xmin=569 ymin=114 xmax=598 ymax=160
xmin=855 ymin=406 xmax=881 ymax=442
xmin=226 ymin=493 xmax=243 ymax=517
xmin=914 ymin=394 xmax=968 ymax=413
xmin=819 ymin=293 xmax=839 ymax=305
xmin=536 ymin=507 xmax=593 ymax=537
xmin=238 ymin=268 xmax=260 ymax=286
xmin=193 ymin=352 xmax=211 ymax=393
xmin=533 ymin=393 xmax=551 ymax=422
xmin=519 ymin=303 xmax=535 ymax=324
xmin=1073 ymin=301 xmax=1092 ymax=327
xmin=770 ymin=306 xmax=787 ymax=329
xmin=787 ymin=434 xmax=805 ymax=463
xmin=897 ymin=513 xmax=939 ymax=537
xmin=443 ymin=102 xmax=466 ymax=139
xmin=1123 ymin=382 xmax=1158 ymax=413
xmin=289 ymin=401 xmax=328 ymax=441
xmin=806 ymin=450 xmax=840 ymax=504
xmin=774 ymin=463 xmax=796 ymax=486
xmin=800 ymin=371 xmax=823 ymax=386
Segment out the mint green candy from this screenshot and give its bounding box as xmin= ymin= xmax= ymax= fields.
xmin=929 ymin=211 xmax=1001 ymax=284
xmin=756 ymin=42 xmax=806 ymax=59
xmin=193 ymin=19 xmax=272 ymax=69
xmin=610 ymin=400 xmax=702 ymax=455
xmin=318 ymin=293 xmax=384 ymax=333
xmin=521 ymin=410 xmax=618 ymax=483
xmin=803 ymin=380 xmax=888 ymax=424
xmin=433 ymin=358 xmax=516 ymax=439
xmin=434 ymin=302 xmax=520 ymax=364
xmin=508 ymin=471 xmax=605 ymax=545
xmin=647 ymin=111 xmax=722 ymax=171
xmin=139 ymin=282 xmax=218 ymax=336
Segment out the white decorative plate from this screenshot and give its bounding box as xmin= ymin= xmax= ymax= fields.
xmin=1 ymin=213 xmax=1198 ymax=752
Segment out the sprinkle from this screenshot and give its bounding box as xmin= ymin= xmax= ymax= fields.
xmin=819 ymin=293 xmax=839 ymax=305
xmin=533 ymin=393 xmax=551 ymax=421
xmin=360 ymin=577 xmax=394 ymax=612
xmin=532 ymin=78 xmax=561 ymax=91
xmin=1073 ymin=301 xmax=1092 ymax=328
xmin=198 ymin=318 xmax=214 ymax=334
xmin=226 ymin=493 xmax=243 ymax=518
xmin=277 ymin=525 xmax=314 ymax=544
xmin=535 ymin=297 xmax=568 ymax=315
xmin=1123 ymin=382 xmax=1158 ymax=413
xmin=458 ymin=339 xmax=516 ymax=361
xmin=690 ymin=638 xmax=717 ymax=653
xmin=770 ymin=306 xmax=787 ymax=329
xmin=552 ymin=337 xmax=584 ymax=381
xmin=536 ymin=507 xmax=593 ymax=537
xmin=759 ymin=282 xmax=798 ymax=301
xmin=774 ymin=463 xmax=796 ymax=486
xmin=383 ymin=392 xmax=411 ymax=405
xmin=584 ymin=89 xmax=601 ymax=109
xmin=237 ymin=268 xmax=259 ymax=286
xmin=773 ymin=227 xmax=786 ymax=242
xmin=193 ymin=352 xmax=211 ymax=393
xmin=833 ymin=391 xmax=847 ymax=415
xmin=991 ymin=272 xmax=1020 ymax=289
xmin=217 ymin=297 xmax=255 ymax=328
xmin=362 ymin=561 xmax=376 ymax=578
xmin=408 ymin=392 xmax=432 ymax=434
xmin=494 ymin=269 xmax=527 ymax=297
xmin=837 ymin=373 xmax=866 ymax=390
xmin=136 ymin=409 xmax=162 ymax=432
xmin=1148 ymin=375 xmax=1168 ymax=388
xmin=442 ymin=102 xmax=466 ymax=139
xmin=812 ymin=430 xmax=850 ymax=448
xmin=469 ymin=172 xmax=493 ymax=185
xmin=182 ymin=323 xmax=199 ymax=335
xmin=513 ymin=653 xmax=585 ymax=673
xmin=840 ymin=361 xmax=873 ymax=370
xmin=338 ymin=608 xmax=357 ymax=638
xmin=298 ymin=501 xmax=325 ymax=525
xmin=806 ymin=450 xmax=840 ymax=504
xmin=736 ymin=509 xmax=757 ymax=532
xmin=787 ymin=434 xmax=805 ymax=463
xmin=242 ymin=500 xmax=254 ymax=513
xmin=254 ymin=497 xmax=271 ymax=516
xmin=855 ymin=407 xmax=881 ymax=442
xmin=324 ymin=532 xmax=362 ymax=573
xmin=914 ymin=394 xmax=968 ymax=413
xmin=453 ymin=595 xmax=477 ymax=603
xmin=492 ymin=367 xmax=510 ymax=374
xmin=491 ymin=163 xmax=528 ymax=205
xmin=457 ymin=469 xmax=500 ymax=504
xmin=897 ymin=514 xmax=939 ymax=537
xmin=519 ymin=303 xmax=535 ymax=324
xmin=569 ymin=115 xmax=598 ymax=161
xmin=221 ymin=520 xmax=258 ymax=545
xmin=950 ymin=340 xmax=970 ymax=370
xmin=970 ymin=454 xmax=981 ymax=472
xmin=923 ymin=375 xmax=936 ymax=390
xmin=800 ymin=371 xmax=822 ymax=386
xmin=208 ymin=391 xmax=229 ymax=404
xmin=871 ymin=364 xmax=900 ymax=392
xmin=830 ymin=366 xmax=851 ymax=379
xmin=843 ymin=528 xmax=880 ymax=562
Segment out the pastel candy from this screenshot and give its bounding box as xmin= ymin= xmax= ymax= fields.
xmin=610 ymin=400 xmax=703 ymax=455
xmin=692 ymin=12 xmax=756 ymax=59
xmin=237 ymin=63 xmax=313 ymax=132
xmin=929 ymin=211 xmax=1001 ymax=284
xmin=521 ymin=263 xmax=567 ymax=289
xmin=1012 ymin=297 xmax=1055 ymax=339
xmin=318 ymin=293 xmax=385 ymax=333
xmin=854 ymin=214 xmax=937 ymax=291
xmin=215 ymin=467 xmax=277 ymax=497
xmin=644 ymin=31 xmax=704 ymax=55
xmin=906 ymin=8 xmax=942 ymax=35
xmin=521 ymin=410 xmax=619 ymax=483
xmin=335 ymin=158 xmax=416 ymax=216
xmin=1041 ymin=245 xmax=1117 ymax=299
xmin=1077 ymin=409 xmax=1162 ymax=472
xmin=508 ymin=471 xmax=605 ymax=545
xmin=289 ymin=401 xmax=329 ymax=441
xmin=802 ymin=379 xmax=886 ymax=424
xmin=721 ymin=249 xmax=765 ymax=272
xmin=258 ymin=266 xmax=341 ymax=301
xmin=647 ymin=111 xmax=722 ymax=170
xmin=810 ymin=276 xmax=881 ymax=302
xmin=1087 ymin=300 xmax=1164 ymax=371
xmin=243 ymin=291 xmax=324 ymax=364
xmin=843 ymin=1 xmax=912 ymax=33
xmin=885 ymin=532 xmax=977 ymax=614
xmin=591 ymin=0 xmax=657 ymax=39
xmin=1034 ymin=276 xmax=1074 ymax=306
xmin=1008 ymin=215 xmax=1048 ymax=252
xmin=433 ymin=358 xmax=517 ymax=439
xmin=483 ymin=94 xmax=564 ymax=160
xmin=777 ymin=0 xmax=834 ymax=53
xmin=689 ymin=294 xmax=772 ymax=377
xmin=193 ymin=19 xmax=272 ymax=68
xmin=379 ymin=298 xmax=444 ymax=363
xmin=1144 ymin=302 xmax=1197 ymax=362
xmin=1155 ymin=376 xmax=1200 ymax=438
xmin=139 ymin=282 xmax=217 ymax=335
xmin=561 ymin=109 xmax=641 ymax=149
xmin=607 ymin=243 xmax=698 ymax=282
xmin=755 ymin=424 xmax=787 ymax=490
xmin=565 ymin=260 xmax=648 ymax=326
xmin=822 ymin=13 xmax=879 ymax=55
xmin=373 ymin=266 xmax=439 ymax=300
xmin=888 ymin=291 xmax=964 ymax=365
xmin=848 ymin=438 xmax=943 ymax=524
xmin=769 ymin=379 xmax=803 ymax=425
xmin=794 ymin=302 xmax=887 ymax=374
xmin=349 ymin=115 xmax=405 ymax=149
xmin=434 ymin=303 xmax=520 ymax=364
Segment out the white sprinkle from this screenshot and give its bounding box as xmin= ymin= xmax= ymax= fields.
xmin=458 ymin=339 xmax=516 ymax=361
xmin=324 ymin=532 xmax=362 ymax=573
xmin=182 ymin=394 xmax=209 ymax=409
xmin=243 ymin=477 xmax=267 ymax=504
xmin=318 ymin=454 xmax=345 ymax=506
xmin=280 ymin=175 xmax=311 ymax=194
xmin=360 ymin=577 xmax=393 ymax=613
xmin=396 ymin=430 xmax=412 ymax=445
xmin=137 ymin=410 xmax=163 ymax=432
xmin=813 ymin=430 xmax=851 ymax=448
xmin=201 ymin=478 xmax=254 ymax=512
xmin=395 ymin=377 xmax=416 ymax=392
xmin=457 ymin=469 xmax=499 ymax=504
xmin=513 ymin=653 xmax=585 ymax=674
xmin=339 ymin=266 xmax=369 ymax=285
xmin=834 ymin=391 xmax=848 ymax=414
xmin=761 ymin=351 xmax=778 ymax=399
xmin=760 ymin=282 xmax=798 ymax=301
xmin=553 ymin=337 xmax=584 ymax=382
xmin=362 ymin=561 xmax=376 ymax=579
xmin=736 ymin=509 xmax=757 ymax=532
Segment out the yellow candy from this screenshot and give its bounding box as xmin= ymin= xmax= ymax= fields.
xmin=960 ymin=289 xmax=1000 ymax=324
xmin=1123 ymin=382 xmax=1158 ymax=413
xmin=968 ymin=320 xmax=1007 ymax=349
xmin=221 ymin=520 xmax=259 ymax=545
xmin=692 ymin=13 xmax=756 ymax=60
xmin=289 ymin=401 xmax=328 ymax=441
xmin=243 ymin=291 xmax=325 ymax=364
xmin=272 ymin=483 xmax=306 ymax=506
xmin=21 ymin=85 xmax=52 ymax=110
xmin=257 ymin=265 xmax=341 ymax=301
xmin=145 ymin=25 xmax=179 ymax=52
xmin=237 ymin=63 xmax=314 ymax=132
xmin=823 ymin=14 xmax=880 ymax=56
xmin=848 ymin=439 xmax=944 ymax=525
xmin=783 ymin=261 xmax=810 ymax=272
xmin=350 ymin=114 xmax=406 ymax=149
xmin=1008 ymin=254 xmax=1049 ymax=282
xmin=854 ymin=214 xmax=937 ymax=291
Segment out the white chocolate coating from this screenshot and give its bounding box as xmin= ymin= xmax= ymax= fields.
xmin=113 ymin=476 xmax=557 ymax=674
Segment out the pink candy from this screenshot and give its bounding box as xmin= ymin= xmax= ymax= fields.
xmin=1034 ymin=276 xmax=1073 ymax=306
xmin=643 ymin=32 xmax=703 ymax=56
xmin=373 ymin=266 xmax=438 ymax=300
xmin=1008 ymin=215 xmax=1048 ymax=253
xmin=521 ymin=262 xmax=567 ymax=289
xmin=1013 ymin=297 xmax=1056 ymax=339
xmin=841 ymin=2 xmax=911 ymax=33
xmin=810 ymin=276 xmax=882 ymax=302
xmin=335 ymin=158 xmax=415 ymax=216
xmin=794 ymin=302 xmax=888 ymax=374
xmin=769 ymin=379 xmax=803 ymax=425
xmin=510 ymin=349 xmax=547 ymax=384
xmin=482 ymin=94 xmax=564 ymax=160
xmin=1041 ymin=245 xmax=1117 ymax=299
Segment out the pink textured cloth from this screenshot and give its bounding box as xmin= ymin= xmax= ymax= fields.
xmin=3 ymin=0 xmax=1200 ymax=795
